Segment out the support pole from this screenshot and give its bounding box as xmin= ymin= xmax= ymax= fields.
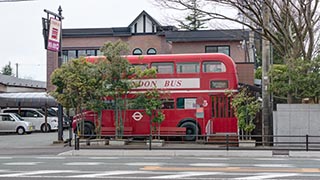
xmin=262 ymin=1 xmax=272 ymax=146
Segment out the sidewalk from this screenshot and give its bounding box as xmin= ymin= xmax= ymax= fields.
xmin=59 ymin=149 xmax=320 ymax=158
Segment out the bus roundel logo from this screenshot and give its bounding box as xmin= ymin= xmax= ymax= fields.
xmin=132 ymin=112 xmax=143 ymax=121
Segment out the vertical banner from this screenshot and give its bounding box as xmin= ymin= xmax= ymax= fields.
xmin=47 ymin=17 xmax=61 ymax=52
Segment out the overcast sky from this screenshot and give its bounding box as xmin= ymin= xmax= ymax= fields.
xmin=0 ymin=0 xmax=239 ymax=82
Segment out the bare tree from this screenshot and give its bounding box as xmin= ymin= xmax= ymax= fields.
xmin=155 ymin=0 xmax=320 ymax=61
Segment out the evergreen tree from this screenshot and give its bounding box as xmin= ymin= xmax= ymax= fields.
xmin=1 ymin=62 xmax=13 ymax=76
xmin=177 ymin=0 xmax=209 ymax=30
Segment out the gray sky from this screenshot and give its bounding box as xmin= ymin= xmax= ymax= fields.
xmin=0 ymin=0 xmax=168 ymax=81
xmin=0 ymin=0 xmax=239 ymax=82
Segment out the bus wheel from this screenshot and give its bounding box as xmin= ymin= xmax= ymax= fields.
xmin=82 ymin=122 xmax=95 ymax=138
xmin=180 ymin=122 xmax=199 ymax=141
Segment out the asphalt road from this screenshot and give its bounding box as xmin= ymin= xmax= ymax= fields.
xmin=0 ymin=130 xmax=72 ymax=155
xmin=0 ymin=156 xmax=319 ymax=179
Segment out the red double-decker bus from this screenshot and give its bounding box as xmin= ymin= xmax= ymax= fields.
xmin=73 ymin=53 xmax=238 ymax=140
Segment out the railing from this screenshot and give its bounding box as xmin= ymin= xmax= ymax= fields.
xmin=73 ymin=133 xmax=320 ymax=151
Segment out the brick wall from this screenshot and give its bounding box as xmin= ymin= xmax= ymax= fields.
xmin=62 ymin=35 xmax=171 ymax=54
xmin=171 ymin=41 xmax=246 ymax=63
xmin=46 ymin=51 xmax=58 ymax=92
xmin=236 ymin=63 xmax=254 ymax=85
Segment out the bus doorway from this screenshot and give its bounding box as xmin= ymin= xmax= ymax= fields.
xmin=211 ymin=95 xmax=237 ymax=133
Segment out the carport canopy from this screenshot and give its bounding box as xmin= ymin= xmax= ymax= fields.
xmin=0 ymin=92 xmax=58 ymax=108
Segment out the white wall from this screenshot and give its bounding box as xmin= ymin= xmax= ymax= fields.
xmin=273 ymin=104 xmax=320 ymax=146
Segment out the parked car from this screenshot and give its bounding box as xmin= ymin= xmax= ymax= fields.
xmin=0 ymin=113 xmax=34 ymax=135
xmin=39 ymin=107 xmax=71 ymax=129
xmin=1 ymin=108 xmax=58 ymax=132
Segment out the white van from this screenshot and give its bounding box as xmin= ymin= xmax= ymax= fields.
xmin=1 ymin=108 xmax=58 ymax=132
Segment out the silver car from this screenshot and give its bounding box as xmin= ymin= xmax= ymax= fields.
xmin=0 ymin=113 xmax=34 ymax=135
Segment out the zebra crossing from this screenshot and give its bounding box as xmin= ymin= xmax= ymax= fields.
xmin=0 ymin=156 xmax=319 ymax=179
xmin=0 ymin=169 xmax=309 ymax=179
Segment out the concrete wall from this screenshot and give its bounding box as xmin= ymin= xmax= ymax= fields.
xmin=273 ymin=104 xmax=320 ymax=146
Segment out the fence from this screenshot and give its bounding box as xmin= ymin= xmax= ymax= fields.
xmin=72 ymin=134 xmax=320 ymax=151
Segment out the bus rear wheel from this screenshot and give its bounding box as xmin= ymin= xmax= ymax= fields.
xmin=180 ymin=122 xmax=199 ymax=141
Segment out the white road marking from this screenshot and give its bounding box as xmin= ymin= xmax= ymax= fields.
xmin=88 ymin=157 xmax=119 ymax=160
xmin=69 ymin=170 xmax=146 ymax=178
xmin=255 ymin=158 xmax=287 ymax=161
xmin=150 ymin=172 xmax=221 ymax=179
xmin=126 ymin=162 xmax=163 ymax=166
xmin=254 ymin=164 xmax=295 ymax=168
xmin=235 ymin=173 xmax=300 ymax=179
xmin=143 ymin=157 xmax=172 ymax=160
xmin=190 ymin=163 xmax=228 ymax=167
xmin=3 ymin=162 xmax=42 ymax=165
xmin=0 ymin=157 xmax=13 ymax=159
xmin=0 ymin=170 xmax=77 ymax=177
xmin=36 ymin=157 xmax=66 ymax=160
xmin=198 ymin=157 xmax=230 ymax=160
xmin=64 ymin=162 xmax=103 ymax=166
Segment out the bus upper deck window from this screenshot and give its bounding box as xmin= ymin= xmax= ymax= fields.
xmin=177 ymin=62 xmax=200 ymax=73
xmin=151 ymin=62 xmax=174 ymax=74
xmin=132 ymin=64 xmax=148 ymax=71
xmin=203 ymin=61 xmax=226 ymax=72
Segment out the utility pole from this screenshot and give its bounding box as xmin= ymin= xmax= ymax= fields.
xmin=15 ymin=63 xmax=18 ymax=78
xmin=261 ymin=1 xmax=272 ymax=146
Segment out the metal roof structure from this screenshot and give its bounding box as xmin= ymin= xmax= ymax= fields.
xmin=0 ymin=74 xmax=46 ymax=89
xmin=0 ymin=92 xmax=57 ymax=108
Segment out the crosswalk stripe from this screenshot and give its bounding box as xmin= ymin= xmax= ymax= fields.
xmin=64 ymin=162 xmax=103 ymax=165
xmin=190 ymin=163 xmax=228 ymax=167
xmin=235 ymin=173 xmax=300 ymax=179
xmin=36 ymin=157 xmax=66 ymax=160
xmin=3 ymin=162 xmax=42 ymax=165
xmin=254 ymin=164 xmax=294 ymax=168
xmin=0 ymin=170 xmax=77 ymax=177
xmin=126 ymin=162 xmax=163 ymax=166
xmin=88 ymin=157 xmax=119 ymax=160
xmin=68 ymin=170 xmax=147 ymax=178
xmin=149 ymin=172 xmax=221 ymax=179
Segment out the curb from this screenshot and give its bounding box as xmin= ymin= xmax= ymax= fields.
xmin=59 ymin=150 xmax=274 ymax=157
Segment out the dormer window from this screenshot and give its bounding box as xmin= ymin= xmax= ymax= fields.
xmin=133 ymin=48 xmax=143 ymax=55
xmin=147 ymin=48 xmax=157 ymax=55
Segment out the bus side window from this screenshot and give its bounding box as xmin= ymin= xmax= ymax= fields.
xmin=162 ymin=99 xmax=174 ymax=109
xmin=176 ymin=98 xmax=196 ymax=109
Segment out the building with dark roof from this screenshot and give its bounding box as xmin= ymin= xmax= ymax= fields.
xmin=47 ymin=10 xmax=256 ymax=91
xmin=0 ymin=74 xmax=46 ymax=93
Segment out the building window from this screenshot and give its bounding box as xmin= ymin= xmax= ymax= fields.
xmin=134 ymin=23 xmax=137 ymax=33
xmin=177 ymin=62 xmax=200 ymax=73
xmin=68 ymin=50 xmax=77 ymax=60
xmin=86 ymin=50 xmax=95 ymax=56
xmin=133 ymin=48 xmax=143 ymax=55
xmin=205 ymin=45 xmax=230 ymax=56
xmin=78 ymin=50 xmax=86 ymax=57
xmin=147 ymin=48 xmax=157 ymax=55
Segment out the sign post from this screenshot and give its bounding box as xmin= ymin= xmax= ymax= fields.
xmin=42 ymin=6 xmax=64 ymax=142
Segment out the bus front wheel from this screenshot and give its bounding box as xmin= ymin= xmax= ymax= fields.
xmin=180 ymin=121 xmax=199 ymax=141
xmin=76 ymin=122 xmax=95 ymax=138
